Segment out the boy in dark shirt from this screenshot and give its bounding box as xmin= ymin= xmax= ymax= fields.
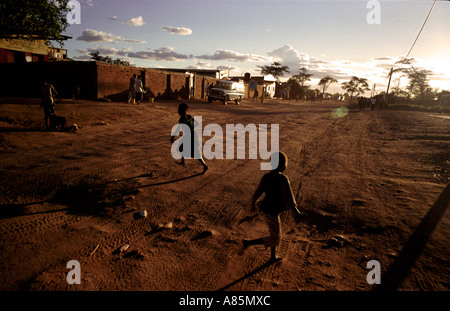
xmin=170 ymin=103 xmax=208 ymax=174
xmin=240 ymin=151 xmax=302 ymax=262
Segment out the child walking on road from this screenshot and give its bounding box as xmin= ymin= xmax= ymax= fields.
xmin=240 ymin=152 xmax=302 ymax=262
xmin=170 ymin=103 xmax=208 ymax=174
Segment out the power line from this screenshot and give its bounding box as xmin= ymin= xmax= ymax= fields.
xmin=385 ymin=0 xmax=438 ymax=91
xmin=404 ymin=0 xmax=438 ymax=60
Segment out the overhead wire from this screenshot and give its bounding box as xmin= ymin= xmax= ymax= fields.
xmin=404 ymin=0 xmax=438 ymax=61
xmin=384 ymin=0 xmax=438 ymax=91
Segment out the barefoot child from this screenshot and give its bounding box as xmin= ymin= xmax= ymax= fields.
xmin=170 ymin=103 xmax=208 ymax=174
xmin=240 ymin=151 xmax=302 ymax=262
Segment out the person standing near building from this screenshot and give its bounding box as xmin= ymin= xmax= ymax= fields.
xmin=135 ymin=75 xmax=143 ymax=104
xmin=260 ymin=86 xmax=265 ymax=104
xmin=128 ymin=74 xmax=136 ymax=104
xmin=205 ymin=82 xmax=210 ymax=100
xmin=40 ymin=80 xmax=57 ymax=129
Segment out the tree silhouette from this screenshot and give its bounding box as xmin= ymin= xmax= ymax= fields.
xmin=392 ymin=58 xmax=434 ymax=107
xmin=258 ymin=62 xmax=289 ymax=80
xmin=292 ymin=67 xmax=313 ymax=87
xmin=290 ymin=67 xmax=313 ymax=100
xmin=405 ymin=69 xmax=433 ymax=107
xmin=318 ymin=76 xmax=338 ymax=96
xmin=341 ymin=76 xmax=370 ymax=101
xmin=90 ymin=51 xmax=133 ymax=66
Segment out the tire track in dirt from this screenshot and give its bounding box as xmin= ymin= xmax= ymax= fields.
xmin=190 ymin=109 xmax=329 ymax=291
xmin=8 ymin=210 xmax=156 ymax=290
xmin=137 ymin=108 xmax=309 ymax=290
xmin=5 ymin=100 xmax=420 ymax=291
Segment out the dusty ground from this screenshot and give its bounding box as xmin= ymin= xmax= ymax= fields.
xmin=0 ymin=97 xmax=448 ymax=291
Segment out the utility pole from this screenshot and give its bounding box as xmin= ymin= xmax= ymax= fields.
xmin=385 ymin=67 xmax=393 ymax=108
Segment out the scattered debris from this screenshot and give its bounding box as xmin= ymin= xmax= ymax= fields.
xmin=119 ymin=244 xmax=130 ymax=253
xmin=113 ymin=244 xmax=130 ymax=255
xmin=325 ymin=235 xmax=349 ymax=248
xmin=146 ymin=222 xmax=174 ymax=235
xmin=161 ymin=222 xmax=173 ymax=229
xmin=139 ymin=209 xmax=147 ymax=218
xmin=89 ymin=244 xmax=100 ymax=256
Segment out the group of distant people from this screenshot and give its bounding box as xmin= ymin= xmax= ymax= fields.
xmin=358 ymin=95 xmax=385 ymax=111
xmin=128 ymin=74 xmax=144 ymax=104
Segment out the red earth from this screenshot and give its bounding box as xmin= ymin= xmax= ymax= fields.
xmin=0 ymin=97 xmax=448 ymax=291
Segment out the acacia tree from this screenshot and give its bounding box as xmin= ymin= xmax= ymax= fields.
xmin=405 ymin=69 xmax=433 ymax=107
xmin=258 ymin=62 xmax=289 ymax=80
xmin=0 ymin=0 xmax=70 ymax=45
xmin=389 ymin=58 xmax=435 ymax=107
xmin=318 ymin=76 xmax=338 ymax=96
xmin=287 ymin=77 xmax=302 ymax=99
xmin=293 ymin=67 xmax=313 ymax=88
xmin=341 ymin=76 xmax=370 ymax=101
xmin=290 ymin=67 xmax=313 ymax=99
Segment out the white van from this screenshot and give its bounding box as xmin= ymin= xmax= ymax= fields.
xmin=208 ymin=81 xmax=245 ymax=105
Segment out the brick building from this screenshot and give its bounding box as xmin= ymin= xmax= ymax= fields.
xmin=0 ymin=61 xmax=219 ymax=101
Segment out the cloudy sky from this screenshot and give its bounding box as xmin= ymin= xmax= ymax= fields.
xmin=64 ymin=0 xmax=450 ymax=93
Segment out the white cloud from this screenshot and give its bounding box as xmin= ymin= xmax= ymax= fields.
xmin=72 ymin=54 xmax=92 ymax=60
xmin=80 ymin=0 xmax=94 ymax=7
xmin=217 ymin=65 xmax=237 ymax=71
xmin=265 ymin=45 xmax=382 ymax=84
xmin=78 ymin=46 xmax=132 ymax=57
xmin=76 ymin=29 xmax=146 ymax=44
xmin=187 ymin=62 xmax=212 ymax=69
xmin=197 ymin=49 xmax=272 ymax=62
xmin=124 ymin=16 xmax=145 ymax=27
xmin=266 ymin=45 xmax=310 ymax=72
xmin=128 ymin=47 xmax=189 ymax=61
xmin=160 ymin=26 xmax=192 ymax=35
xmin=106 ymin=16 xmax=119 ymax=21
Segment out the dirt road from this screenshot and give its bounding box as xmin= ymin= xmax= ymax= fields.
xmin=0 ymin=98 xmax=448 ymax=291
